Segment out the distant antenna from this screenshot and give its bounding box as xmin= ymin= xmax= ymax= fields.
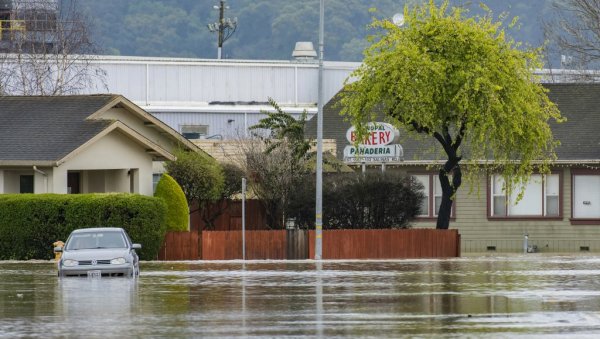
xmin=207 ymin=0 xmax=238 ymax=59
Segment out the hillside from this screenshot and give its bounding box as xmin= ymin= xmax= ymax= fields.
xmin=77 ymin=0 xmax=554 ymax=62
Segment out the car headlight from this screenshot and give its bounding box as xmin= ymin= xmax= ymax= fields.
xmin=62 ymin=259 xmax=78 ymax=267
xmin=110 ymin=257 xmax=127 ymax=265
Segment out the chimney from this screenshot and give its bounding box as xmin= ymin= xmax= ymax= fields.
xmin=292 ymin=41 xmax=317 ymax=61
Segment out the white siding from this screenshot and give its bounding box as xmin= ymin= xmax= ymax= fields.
xmin=86 ymin=56 xmax=359 ymax=107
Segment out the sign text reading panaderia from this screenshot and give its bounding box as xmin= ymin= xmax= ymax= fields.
xmin=343 ymin=122 xmax=403 ymax=163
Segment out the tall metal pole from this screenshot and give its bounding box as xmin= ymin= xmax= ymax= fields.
xmin=315 ymin=0 xmax=324 ymax=260
xmin=217 ymin=0 xmax=224 ymax=59
xmin=242 ymin=177 xmax=246 ymax=260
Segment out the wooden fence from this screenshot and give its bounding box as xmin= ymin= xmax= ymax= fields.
xmin=158 ymin=229 xmax=460 ymax=260
xmin=157 ymin=231 xmax=200 ymax=260
xmin=190 ymin=200 xmax=267 ymax=232
xmin=308 ymin=229 xmax=460 ymax=259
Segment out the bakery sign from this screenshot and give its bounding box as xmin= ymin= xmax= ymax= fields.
xmin=343 ymin=122 xmax=403 ymax=163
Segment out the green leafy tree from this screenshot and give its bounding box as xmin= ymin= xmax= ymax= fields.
xmin=250 ymin=97 xmax=312 ymax=160
xmin=165 ymin=150 xmax=224 ymax=207
xmin=154 ymin=173 xmax=189 ymax=231
xmin=200 ymin=163 xmax=245 ymax=230
xmin=341 ymin=0 xmax=563 ymax=229
xmin=246 ymin=98 xmax=314 ymax=229
xmin=245 ymin=140 xmax=310 ymax=229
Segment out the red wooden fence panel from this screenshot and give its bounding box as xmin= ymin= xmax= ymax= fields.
xmin=202 ymin=230 xmax=288 ymax=260
xmin=308 ymin=229 xmax=460 ymax=259
xmin=190 ymin=200 xmax=267 ymax=231
xmin=160 ymin=229 xmax=460 ymax=260
xmin=157 ymin=231 xmax=200 ymax=260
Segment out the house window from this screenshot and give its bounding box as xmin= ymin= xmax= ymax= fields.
xmin=413 ymin=174 xmax=454 ymax=218
xmin=181 ymin=125 xmax=208 ymax=139
xmin=20 ymin=175 xmax=34 ymax=193
xmin=572 ymin=172 xmax=600 ymax=220
xmin=489 ymin=173 xmax=560 ymax=218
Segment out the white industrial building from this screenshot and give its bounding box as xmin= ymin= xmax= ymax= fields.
xmin=80 ymin=53 xmax=600 ymax=141
xmin=84 ymin=54 xmax=360 ymax=140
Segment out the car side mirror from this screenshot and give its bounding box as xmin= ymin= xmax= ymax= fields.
xmin=132 ymin=244 xmax=142 ymax=250
xmin=54 ymin=247 xmax=63 ymax=252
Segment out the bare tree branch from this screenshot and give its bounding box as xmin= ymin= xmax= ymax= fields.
xmin=545 ymin=0 xmax=600 ymax=70
xmin=0 ymin=0 xmax=105 ymax=95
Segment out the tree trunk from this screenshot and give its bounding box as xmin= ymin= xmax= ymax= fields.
xmin=436 ymin=160 xmax=462 ymax=229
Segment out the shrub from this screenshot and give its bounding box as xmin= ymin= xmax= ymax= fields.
xmin=165 ymin=150 xmax=224 ymax=204
xmin=154 ymin=173 xmax=189 ymax=231
xmin=287 ymin=171 xmax=424 ymax=229
xmin=0 ymin=194 xmax=167 ymax=260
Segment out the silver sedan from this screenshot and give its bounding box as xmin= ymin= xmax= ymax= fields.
xmin=56 ymin=227 xmax=141 ymax=278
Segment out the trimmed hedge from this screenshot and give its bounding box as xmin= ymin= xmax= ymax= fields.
xmin=154 ymin=173 xmax=189 ymax=231
xmin=0 ymin=194 xmax=167 ymax=260
xmin=287 ymin=171 xmax=424 ymax=229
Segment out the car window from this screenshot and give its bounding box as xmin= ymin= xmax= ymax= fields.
xmin=66 ymin=232 xmax=127 ymax=250
xmin=99 ymin=232 xmax=127 ymax=248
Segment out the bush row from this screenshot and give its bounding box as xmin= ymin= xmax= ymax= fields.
xmin=0 ymin=194 xmax=167 ymax=260
xmin=287 ymin=171 xmax=425 ymax=229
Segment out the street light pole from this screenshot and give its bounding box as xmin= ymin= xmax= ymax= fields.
xmin=315 ymin=0 xmax=324 ymax=260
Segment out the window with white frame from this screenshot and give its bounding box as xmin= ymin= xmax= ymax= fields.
xmin=572 ymin=173 xmax=600 ymax=219
xmin=413 ymin=174 xmax=454 ymax=218
xmin=180 ymin=125 xmax=208 ymax=140
xmin=490 ymin=174 xmax=560 ymax=217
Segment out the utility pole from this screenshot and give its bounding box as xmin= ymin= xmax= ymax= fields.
xmin=315 ymin=0 xmax=324 ymax=260
xmin=207 ymin=0 xmax=237 ymax=59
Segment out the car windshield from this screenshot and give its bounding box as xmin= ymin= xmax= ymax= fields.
xmin=66 ymin=232 xmax=127 ymax=250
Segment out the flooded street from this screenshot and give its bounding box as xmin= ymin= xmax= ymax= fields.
xmin=2 ymin=256 xmax=600 ymax=337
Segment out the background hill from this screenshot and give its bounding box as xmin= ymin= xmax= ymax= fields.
xmin=77 ymin=0 xmax=556 ymax=63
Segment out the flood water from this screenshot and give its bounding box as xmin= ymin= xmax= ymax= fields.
xmin=2 ymin=256 xmax=600 ymax=337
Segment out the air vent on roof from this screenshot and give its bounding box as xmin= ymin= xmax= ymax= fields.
xmin=292 ymin=41 xmax=317 ymax=60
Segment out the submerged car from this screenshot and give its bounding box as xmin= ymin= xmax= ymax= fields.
xmin=56 ymin=227 xmax=141 ymax=278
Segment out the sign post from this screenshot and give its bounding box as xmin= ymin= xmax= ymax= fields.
xmin=242 ymin=178 xmax=246 ymax=260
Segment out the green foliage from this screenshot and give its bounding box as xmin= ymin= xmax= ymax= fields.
xmin=287 ymin=171 xmax=424 ymax=229
xmin=247 ymin=98 xmax=317 ymax=229
xmin=245 ymin=142 xmax=310 ymax=229
xmin=250 ymin=97 xmax=312 ymax=160
xmin=77 ymin=0 xmax=550 ymax=61
xmin=165 ymin=150 xmax=224 ymax=204
xmin=154 ymin=173 xmax=190 ymax=231
xmin=340 ymin=0 xmax=563 ymax=228
xmin=0 ymin=194 xmax=167 ymax=260
xmin=221 ymin=163 xmax=245 ymax=199
xmin=198 ymin=163 xmax=245 ymax=230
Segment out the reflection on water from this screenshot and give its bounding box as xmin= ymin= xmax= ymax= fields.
xmin=1 ymin=256 xmax=600 ymax=337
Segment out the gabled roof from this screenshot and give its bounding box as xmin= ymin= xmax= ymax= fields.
xmin=546 ymin=83 xmax=600 ymax=161
xmin=0 ymin=94 xmax=201 ymax=166
xmin=305 ymin=83 xmax=600 ymax=164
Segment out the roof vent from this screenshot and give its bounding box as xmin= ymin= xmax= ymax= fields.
xmin=292 ymin=41 xmax=317 ymax=60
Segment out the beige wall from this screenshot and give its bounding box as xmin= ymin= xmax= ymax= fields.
xmin=53 ymin=130 xmax=154 ymax=195
xmin=103 ymin=108 xmax=181 ymax=153
xmin=381 ymin=166 xmax=600 ymax=253
xmin=193 ymin=139 xmax=338 ymax=164
xmin=2 ymin=169 xmax=34 ymax=193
